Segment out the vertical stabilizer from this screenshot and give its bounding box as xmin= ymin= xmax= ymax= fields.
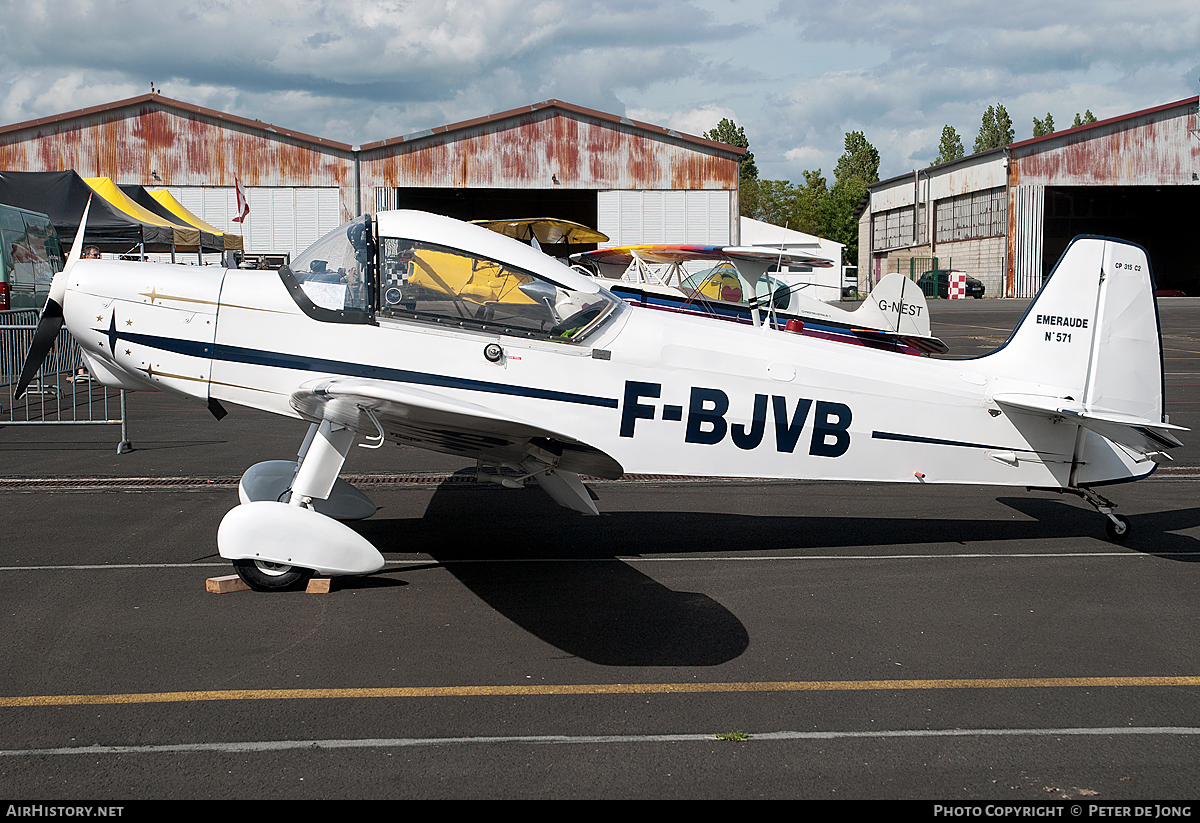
xmin=986 ymin=236 xmax=1182 ymax=477
xmin=852 ymin=273 xmax=932 ymax=337
xmin=986 ymin=237 xmax=1164 ymax=422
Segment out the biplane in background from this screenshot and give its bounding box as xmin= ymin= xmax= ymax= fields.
xmin=471 ymin=217 xmax=609 ymax=250
xmin=571 ymin=245 xmax=947 ymax=355
xmin=16 ymin=207 xmax=1185 ymax=591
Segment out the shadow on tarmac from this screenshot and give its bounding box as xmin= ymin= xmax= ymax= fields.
xmin=337 ymin=478 xmax=1200 ymax=667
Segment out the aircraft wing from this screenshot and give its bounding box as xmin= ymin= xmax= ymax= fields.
xmin=289 ymin=377 xmax=624 ymax=480
xmin=993 ymin=393 xmax=1187 ymax=457
xmin=577 ymin=245 xmax=834 ymax=269
xmin=472 ymin=218 xmax=609 ymax=245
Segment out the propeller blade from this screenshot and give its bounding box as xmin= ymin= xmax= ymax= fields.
xmin=13 ymin=197 xmax=92 ymax=400
xmin=12 ymin=300 xmax=64 ymax=400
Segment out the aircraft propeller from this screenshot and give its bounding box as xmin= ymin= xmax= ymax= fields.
xmin=13 ymin=198 xmax=91 ymax=401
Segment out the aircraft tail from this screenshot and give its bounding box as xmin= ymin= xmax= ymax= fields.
xmin=983 ymin=236 xmax=1185 ymax=468
xmin=852 ymin=273 xmax=933 ymax=338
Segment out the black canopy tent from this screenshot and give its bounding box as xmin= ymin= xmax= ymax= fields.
xmin=0 ymin=170 xmax=219 ymax=254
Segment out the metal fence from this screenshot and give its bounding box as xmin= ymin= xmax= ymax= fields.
xmin=906 ymin=257 xmax=951 ymax=298
xmin=0 ymin=308 xmax=131 ymax=453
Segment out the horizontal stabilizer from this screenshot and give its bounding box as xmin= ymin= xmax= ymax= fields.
xmin=994 ymin=393 xmax=1187 ymax=456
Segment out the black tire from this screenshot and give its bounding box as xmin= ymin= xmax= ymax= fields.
xmin=1105 ymin=515 xmax=1131 ymax=542
xmin=232 ymin=558 xmax=315 ymax=592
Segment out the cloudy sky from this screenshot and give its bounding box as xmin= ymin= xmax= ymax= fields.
xmin=1 ymin=0 xmax=1197 ymax=183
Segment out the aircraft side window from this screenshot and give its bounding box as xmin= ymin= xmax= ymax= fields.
xmin=378 ymin=237 xmax=615 ymax=342
xmin=279 ymin=216 xmax=376 ymax=324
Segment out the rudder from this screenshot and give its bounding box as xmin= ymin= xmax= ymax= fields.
xmin=985 ymin=236 xmax=1183 ymax=472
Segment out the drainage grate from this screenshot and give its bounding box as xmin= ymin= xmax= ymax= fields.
xmin=0 ymin=472 xmax=771 ymax=492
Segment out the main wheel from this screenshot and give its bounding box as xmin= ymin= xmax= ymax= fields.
xmin=232 ymin=558 xmax=315 ymax=592
xmin=1105 ymin=515 xmax=1131 ymax=542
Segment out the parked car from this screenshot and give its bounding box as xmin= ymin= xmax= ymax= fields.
xmin=917 ymin=268 xmax=985 ymax=299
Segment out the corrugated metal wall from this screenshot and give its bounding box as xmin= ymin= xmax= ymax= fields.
xmin=1012 ymin=100 xmax=1200 ymax=186
xmin=596 ymin=190 xmax=732 ymax=247
xmin=0 ymin=99 xmax=353 ymax=189
xmin=1008 ymin=185 xmax=1045 ymax=298
xmin=359 ymin=108 xmax=738 ymax=194
xmin=168 ymin=186 xmax=342 ymax=258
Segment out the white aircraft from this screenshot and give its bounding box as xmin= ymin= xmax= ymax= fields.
xmin=16 ymin=207 xmax=1186 ymax=591
xmin=572 ymin=245 xmax=946 ymax=355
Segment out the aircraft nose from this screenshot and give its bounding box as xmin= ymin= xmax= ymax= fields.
xmin=63 ymin=260 xmax=226 ymax=401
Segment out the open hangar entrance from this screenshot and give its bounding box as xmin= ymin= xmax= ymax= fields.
xmin=1042 ymin=186 xmax=1199 ymax=294
xmin=385 ymin=186 xmax=600 ymax=257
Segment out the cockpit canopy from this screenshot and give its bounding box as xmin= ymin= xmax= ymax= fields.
xmin=284 ymin=215 xmax=375 ymax=314
xmin=281 ymin=212 xmax=622 ymax=341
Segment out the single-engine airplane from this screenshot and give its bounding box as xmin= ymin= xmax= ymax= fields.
xmin=572 ymin=245 xmax=947 ymax=355
xmin=16 ymin=205 xmax=1186 ymax=591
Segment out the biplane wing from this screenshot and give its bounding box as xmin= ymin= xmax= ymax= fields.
xmin=580 ymin=244 xmax=833 ymax=273
xmin=472 ymin=218 xmax=609 ymax=246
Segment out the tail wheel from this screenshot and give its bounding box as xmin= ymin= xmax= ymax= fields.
xmin=1105 ymin=515 xmax=1131 ymax=542
xmin=232 ymin=558 xmax=315 ymax=592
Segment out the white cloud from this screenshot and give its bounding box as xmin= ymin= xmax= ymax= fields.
xmin=0 ymin=0 xmax=1196 ymax=183
xmin=626 ymin=104 xmax=739 ymax=138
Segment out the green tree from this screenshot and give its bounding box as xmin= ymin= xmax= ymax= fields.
xmin=833 ymin=131 xmax=880 ymax=186
xmin=1072 ymin=110 xmax=1097 ymax=128
xmin=974 ymin=103 xmax=1014 ymax=152
xmin=933 ymin=125 xmax=964 ymax=165
xmin=1033 ymin=112 xmax=1055 ymax=137
xmin=794 ymin=169 xmax=830 ymax=237
xmin=739 ymin=168 xmax=833 ymax=240
xmin=739 ymin=131 xmax=877 ymax=265
xmin=739 ymin=178 xmax=796 ymax=225
xmin=827 ymin=131 xmax=880 ymax=266
xmin=704 ymin=118 xmax=759 ymax=182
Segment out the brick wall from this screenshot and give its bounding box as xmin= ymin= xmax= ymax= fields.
xmin=867 ymin=236 xmax=1007 ymax=298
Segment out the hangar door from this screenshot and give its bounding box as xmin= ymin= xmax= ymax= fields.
xmin=597 ymin=190 xmax=734 ymax=248
xmin=1042 ymin=186 xmax=1199 ymax=294
xmin=167 ymin=187 xmax=342 ymax=260
xmin=376 ymin=188 xmax=735 ymax=251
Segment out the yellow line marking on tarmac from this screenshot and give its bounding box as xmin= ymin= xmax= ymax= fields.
xmin=5 ymin=676 xmax=1200 ymax=707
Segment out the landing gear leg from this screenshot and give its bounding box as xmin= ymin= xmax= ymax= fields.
xmin=220 ymin=419 xmax=385 ymax=588
xmin=1038 ymin=486 xmax=1131 ymax=542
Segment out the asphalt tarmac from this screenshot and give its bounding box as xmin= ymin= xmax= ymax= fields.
xmin=1 ymin=298 xmax=1199 ymax=801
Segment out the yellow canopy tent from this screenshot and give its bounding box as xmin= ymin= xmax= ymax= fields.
xmin=148 ymin=190 xmax=244 ymax=251
xmin=82 ymin=177 xmax=204 ymax=250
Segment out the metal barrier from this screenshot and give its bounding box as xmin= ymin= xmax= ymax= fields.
xmin=904 ymin=257 xmax=951 ymax=298
xmin=0 ymin=308 xmax=132 ymax=453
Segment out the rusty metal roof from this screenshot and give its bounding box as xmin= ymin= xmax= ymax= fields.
xmin=0 ymin=93 xmax=354 ymax=152
xmin=359 ymin=99 xmax=746 ymax=157
xmin=1008 ymin=95 xmax=1198 ymax=152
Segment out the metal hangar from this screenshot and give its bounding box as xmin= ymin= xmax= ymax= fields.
xmin=0 ymin=95 xmax=744 ymax=261
xmin=861 ymin=95 xmax=1200 ymax=297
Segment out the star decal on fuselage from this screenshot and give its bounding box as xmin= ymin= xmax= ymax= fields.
xmin=105 ymin=312 xmax=118 ymax=356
